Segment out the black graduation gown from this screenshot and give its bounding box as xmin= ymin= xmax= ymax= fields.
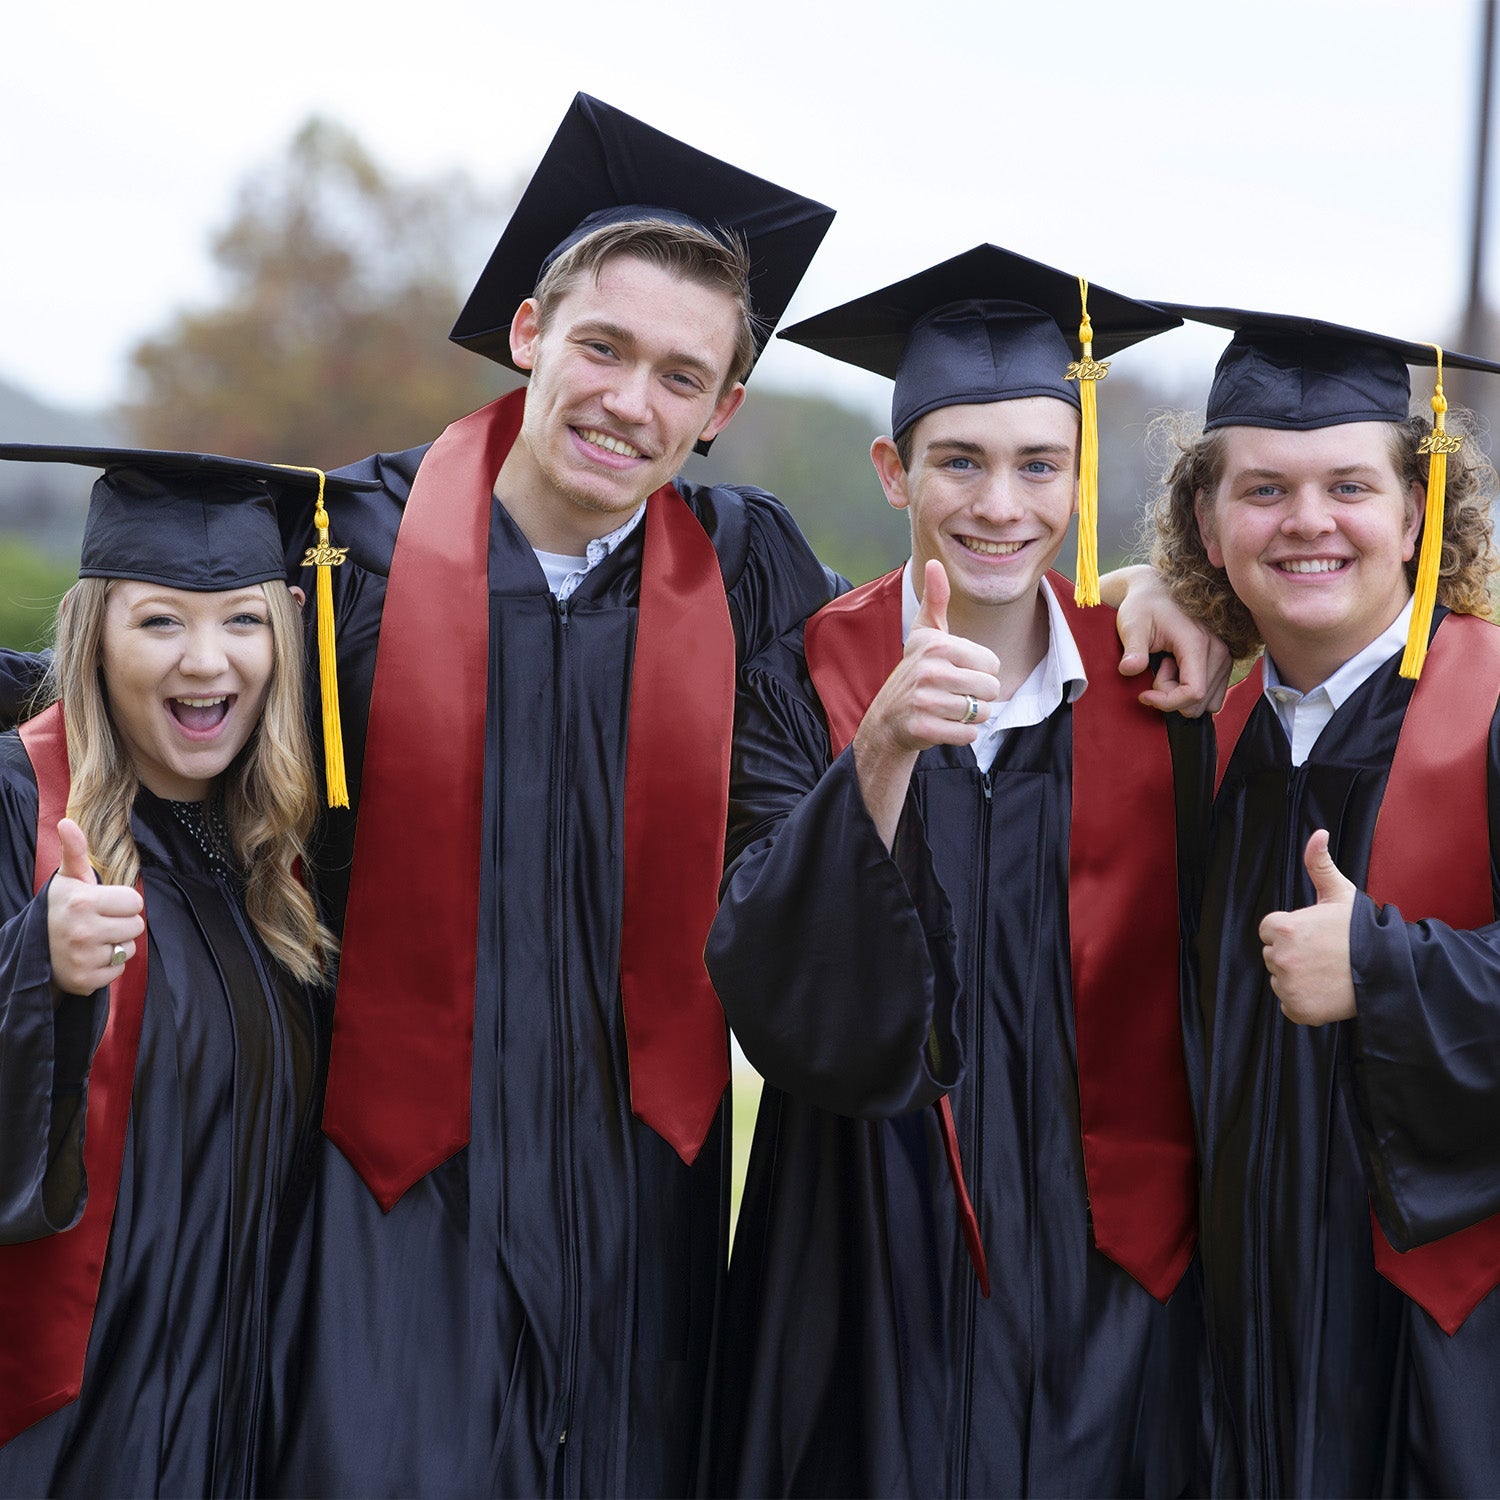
xmin=703 ymin=626 xmax=1208 ymax=1499
xmin=0 ymin=738 xmax=325 ymax=1499
xmin=1195 ymin=642 xmax=1500 ymax=1497
xmin=269 ymin=444 xmax=834 ymax=1499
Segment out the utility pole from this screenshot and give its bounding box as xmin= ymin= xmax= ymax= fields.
xmin=1460 ymin=0 xmax=1496 ymax=373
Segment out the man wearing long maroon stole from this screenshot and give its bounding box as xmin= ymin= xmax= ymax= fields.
xmin=1147 ymin=304 xmax=1500 ymax=1496
xmin=703 ymin=245 xmax=1209 ymax=1498
xmin=265 ymin=95 xmax=838 ymax=1498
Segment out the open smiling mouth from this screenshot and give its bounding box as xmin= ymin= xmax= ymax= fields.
xmin=1276 ymin=559 xmax=1350 ymax=574
xmin=959 ymin=536 xmax=1026 ymax=557
xmin=169 ymin=696 xmax=231 ymax=732
xmin=576 ymin=428 xmax=644 ymax=460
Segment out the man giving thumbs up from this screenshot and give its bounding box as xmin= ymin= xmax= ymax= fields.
xmin=704 ymin=249 xmax=1207 ymax=1500
xmin=1148 ymin=308 xmax=1500 ymax=1496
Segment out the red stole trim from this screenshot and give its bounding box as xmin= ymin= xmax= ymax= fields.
xmin=619 ymin=493 xmax=734 ymax=1162
xmin=324 ymin=390 xmax=735 ymax=1210
xmin=1212 ymin=658 xmax=1264 ymax=797
xmin=804 ymin=569 xmax=905 ymax=758
xmin=804 ymin=571 xmax=1195 ymax=1302
xmin=1212 ymin=615 xmax=1500 ymax=1333
xmin=1057 ymin=588 xmax=1196 ymax=1301
xmin=0 ymin=704 xmax=149 ymax=1446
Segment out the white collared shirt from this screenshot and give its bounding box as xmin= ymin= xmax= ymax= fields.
xmin=532 ymin=502 xmax=647 ymax=601
xmin=1262 ymin=599 xmax=1414 ymax=766
xmin=901 ymin=561 xmax=1088 ymax=773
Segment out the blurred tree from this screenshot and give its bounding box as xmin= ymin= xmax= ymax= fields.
xmin=117 ymin=116 xmax=1209 ymax=589
xmin=121 ymin=118 xmax=512 ymax=468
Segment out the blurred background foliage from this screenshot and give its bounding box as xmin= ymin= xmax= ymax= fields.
xmin=0 ymin=117 xmax=1198 ymax=647
xmin=121 ymin=118 xmax=509 ymax=466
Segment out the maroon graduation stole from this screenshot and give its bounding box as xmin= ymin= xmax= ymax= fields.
xmin=804 ymin=570 xmax=1195 ymax=1303
xmin=1213 ymin=613 xmax=1500 ymax=1334
xmin=323 ymin=390 xmax=734 ymax=1212
xmin=0 ymin=704 xmax=149 ymax=1446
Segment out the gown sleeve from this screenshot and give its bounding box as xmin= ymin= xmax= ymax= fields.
xmin=0 ymin=650 xmax=51 ymax=732
xmin=1348 ymin=706 xmax=1500 ymax=1249
xmin=0 ymin=746 xmax=108 ymax=1243
xmin=706 ymin=640 xmax=964 ymax=1120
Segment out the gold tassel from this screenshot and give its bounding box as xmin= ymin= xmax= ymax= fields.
xmin=281 ymin=465 xmax=350 ymax=807
xmin=1400 ymin=346 xmax=1461 ymax=680
xmin=1065 ymin=275 xmax=1110 ymax=606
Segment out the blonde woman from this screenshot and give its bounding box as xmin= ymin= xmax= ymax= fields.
xmin=0 ymin=448 xmax=366 ymax=1498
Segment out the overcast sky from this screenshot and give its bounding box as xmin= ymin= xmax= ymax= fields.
xmin=2 ymin=0 xmax=1493 ymax=423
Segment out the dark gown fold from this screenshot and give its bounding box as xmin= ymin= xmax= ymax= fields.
xmin=0 ymin=736 xmax=326 ymax=1500
xmin=0 ymin=650 xmax=46 ymax=735
xmin=269 ymin=443 xmax=835 ymax=1499
xmin=1196 ymin=639 xmax=1500 ymax=1498
xmin=704 ymin=626 xmax=1209 ymax=1499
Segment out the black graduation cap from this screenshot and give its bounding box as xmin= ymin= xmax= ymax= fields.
xmin=450 ymin=92 xmax=835 ymax=386
xmin=779 ymin=244 xmax=1181 ymax=440
xmin=780 ymin=245 xmax=1181 ymax=604
xmin=1151 ymin=303 xmax=1500 ymax=431
xmin=0 ymin=445 xmax=377 ymax=591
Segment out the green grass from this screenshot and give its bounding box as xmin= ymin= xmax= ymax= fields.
xmin=729 ymin=1066 xmax=763 ymax=1247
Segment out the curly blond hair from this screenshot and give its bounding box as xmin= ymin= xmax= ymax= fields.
xmin=1144 ymin=409 xmax=1499 ymax=660
xmin=47 ymin=577 xmax=336 ymax=985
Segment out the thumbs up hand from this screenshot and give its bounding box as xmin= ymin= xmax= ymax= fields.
xmin=860 ymin=561 xmax=1002 ymax=759
xmin=47 ymin=818 xmax=145 ymax=997
xmin=852 ymin=560 xmax=1004 ymax=850
xmin=910 ymin=556 xmax=952 ymax=636
xmin=1258 ymin=829 xmax=1358 ymax=1026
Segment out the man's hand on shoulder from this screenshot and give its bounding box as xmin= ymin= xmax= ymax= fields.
xmin=1100 ymin=563 xmax=1231 ymax=718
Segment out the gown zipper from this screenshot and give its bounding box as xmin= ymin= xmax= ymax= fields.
xmin=550 ymin=591 xmax=581 ymax=1489
xmin=1252 ymin=760 xmax=1307 ymax=1488
xmin=955 ymin=766 xmax=993 ymax=1496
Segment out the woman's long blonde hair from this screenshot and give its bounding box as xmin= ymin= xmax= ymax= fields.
xmin=47 ymin=577 xmax=336 ymax=985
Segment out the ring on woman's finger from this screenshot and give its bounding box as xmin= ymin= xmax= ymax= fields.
xmin=960 ymin=694 xmax=981 ymax=726
xmin=109 ymin=943 xmax=128 ymax=967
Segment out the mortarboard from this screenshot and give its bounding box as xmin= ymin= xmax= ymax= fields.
xmin=780 ymin=244 xmax=1182 ymax=604
xmin=1155 ymin=303 xmax=1500 ymax=677
xmin=1151 ymin=303 xmax=1500 ymax=431
xmin=0 ymin=444 xmax=379 ymax=802
xmin=449 ymin=93 xmax=835 ymax=411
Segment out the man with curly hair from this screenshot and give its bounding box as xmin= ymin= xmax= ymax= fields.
xmin=1147 ymin=306 xmax=1500 ymax=1496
